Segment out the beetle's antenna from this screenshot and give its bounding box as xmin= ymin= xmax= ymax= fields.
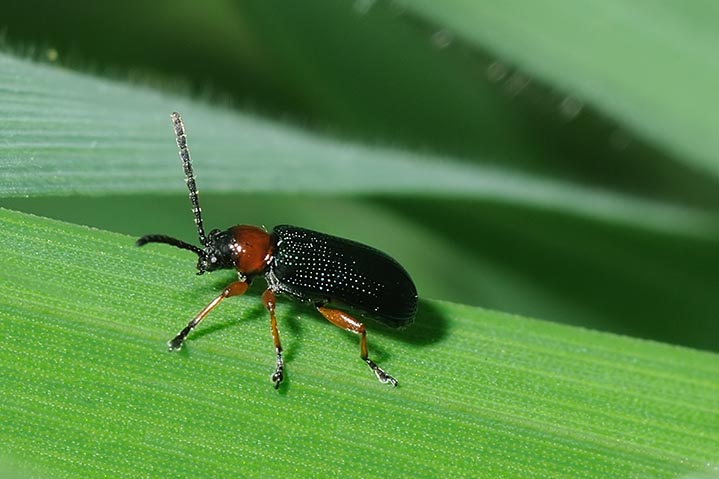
xmin=135 ymin=234 xmax=204 ymax=257
xmin=171 ymin=112 xmax=208 ymax=247
xmin=136 ymin=234 xmax=208 ymax=274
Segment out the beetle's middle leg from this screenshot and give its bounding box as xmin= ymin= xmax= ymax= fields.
xmin=262 ymin=289 xmax=284 ymax=389
xmin=316 ymin=305 xmax=397 ymax=387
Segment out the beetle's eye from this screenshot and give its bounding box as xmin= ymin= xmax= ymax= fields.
xmin=208 ymin=229 xmax=221 ymax=238
xmin=210 ymin=255 xmax=218 ymax=263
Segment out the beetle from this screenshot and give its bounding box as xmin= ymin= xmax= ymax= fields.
xmin=136 ymin=112 xmax=417 ymax=389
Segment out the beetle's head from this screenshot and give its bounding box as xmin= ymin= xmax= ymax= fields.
xmin=197 ymin=228 xmax=235 ymax=274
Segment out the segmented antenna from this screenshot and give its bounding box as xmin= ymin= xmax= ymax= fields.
xmin=171 ymin=112 xmax=207 ymax=247
xmin=135 ymin=234 xmax=204 ymax=256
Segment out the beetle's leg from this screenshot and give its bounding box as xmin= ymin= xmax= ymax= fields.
xmin=168 ymin=281 xmax=249 ymax=351
xmin=316 ymin=305 xmax=397 ymax=387
xmin=262 ymin=289 xmax=284 ymax=389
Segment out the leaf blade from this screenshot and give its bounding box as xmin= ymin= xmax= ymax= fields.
xmin=2 ymin=53 xmax=718 ymax=238
xmin=1 ymin=207 xmax=717 ymax=478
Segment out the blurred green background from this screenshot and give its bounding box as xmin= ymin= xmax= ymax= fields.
xmin=2 ymin=0 xmax=718 ymax=350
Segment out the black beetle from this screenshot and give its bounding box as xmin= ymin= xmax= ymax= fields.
xmin=137 ymin=113 xmax=417 ymax=388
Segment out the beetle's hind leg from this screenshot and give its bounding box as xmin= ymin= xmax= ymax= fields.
xmin=316 ymin=305 xmax=397 ymax=387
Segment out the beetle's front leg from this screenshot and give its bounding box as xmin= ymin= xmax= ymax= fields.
xmin=262 ymin=289 xmax=284 ymax=389
xmin=168 ymin=281 xmax=249 ymax=350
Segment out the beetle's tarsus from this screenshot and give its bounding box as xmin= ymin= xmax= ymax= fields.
xmin=271 ymin=353 xmax=284 ymax=389
xmin=366 ymin=359 xmax=398 ymax=387
xmin=168 ymin=334 xmax=186 ymax=351
xmin=168 ymin=324 xmax=194 ymax=351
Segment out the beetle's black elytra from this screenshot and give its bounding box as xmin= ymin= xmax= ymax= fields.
xmin=136 ymin=112 xmax=418 ymax=389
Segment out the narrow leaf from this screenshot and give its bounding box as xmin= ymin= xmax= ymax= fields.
xmin=1 ymin=53 xmax=717 ymax=237
xmin=1 ymin=207 xmax=717 ymax=478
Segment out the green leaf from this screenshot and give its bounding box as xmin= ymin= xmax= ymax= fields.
xmin=402 ymin=0 xmax=719 ymax=178
xmin=1 ymin=52 xmax=717 ymax=236
xmin=4 ymin=1 xmax=719 ymax=210
xmin=0 ymin=50 xmax=527 ymax=200
xmin=2 ymin=208 xmax=718 ymax=478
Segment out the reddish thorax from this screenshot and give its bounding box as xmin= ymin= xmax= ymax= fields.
xmin=229 ymin=225 xmax=274 ymax=275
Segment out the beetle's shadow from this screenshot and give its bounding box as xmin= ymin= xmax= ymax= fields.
xmin=283 ymin=298 xmax=448 ymax=364
xmin=381 ymin=299 xmax=447 ymax=346
xmin=189 ymin=301 xmax=266 ymax=340
xmin=188 ymin=278 xmax=267 ymax=341
xmin=188 ymin=277 xmax=447 ymax=364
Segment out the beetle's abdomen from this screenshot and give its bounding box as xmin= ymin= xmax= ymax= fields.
xmin=270 ymin=225 xmax=417 ymax=327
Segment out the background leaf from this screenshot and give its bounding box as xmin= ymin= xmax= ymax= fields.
xmin=402 ymin=0 xmax=719 ymax=178
xmin=1 ymin=208 xmax=718 ymax=478
xmin=3 ymin=1 xmax=719 ymax=206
